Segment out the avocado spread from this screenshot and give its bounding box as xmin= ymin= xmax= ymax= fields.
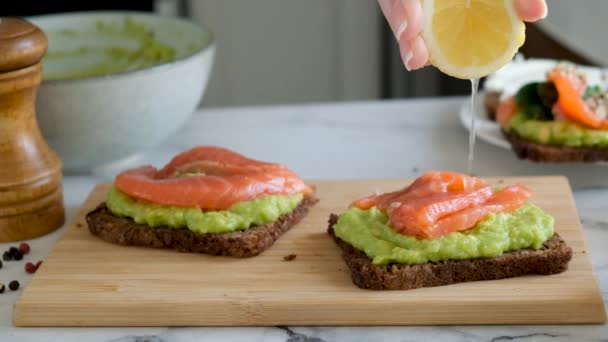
xmin=333 ymin=204 xmax=554 ymax=265
xmin=106 ymin=187 xmax=303 ymax=234
xmin=509 ymin=113 xmax=608 ymax=148
xmin=42 ymin=17 xmax=190 ymax=80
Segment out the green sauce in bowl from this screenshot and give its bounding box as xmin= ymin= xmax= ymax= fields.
xmin=42 ymin=16 xmax=203 ymax=80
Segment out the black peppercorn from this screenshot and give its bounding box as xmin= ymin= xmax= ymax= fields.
xmin=2 ymin=252 xmax=11 ymax=261
xmin=9 ymin=247 xmax=19 ymax=256
xmin=0 ymin=260 xmax=2 ymax=269
xmin=8 ymin=280 xmax=19 ymax=291
xmin=13 ymin=251 xmax=23 ymax=261
xmin=0 ymin=283 xmax=4 ymax=294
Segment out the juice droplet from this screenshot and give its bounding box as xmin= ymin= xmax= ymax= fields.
xmin=467 ymin=78 xmax=479 ymax=175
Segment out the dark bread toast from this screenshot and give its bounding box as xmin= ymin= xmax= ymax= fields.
xmin=86 ymin=197 xmax=317 ymax=257
xmin=503 ymin=130 xmax=608 ymax=163
xmin=328 ymin=214 xmax=572 ymax=290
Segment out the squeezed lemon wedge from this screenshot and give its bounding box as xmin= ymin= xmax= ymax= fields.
xmin=421 ymin=0 xmax=526 ymax=79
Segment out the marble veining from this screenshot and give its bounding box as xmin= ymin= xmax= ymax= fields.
xmin=109 ymin=336 xmax=166 ymax=342
xmin=90 ymin=328 xmax=596 ymax=342
xmin=1 ymin=99 xmax=606 ymax=341
xmin=489 ymin=333 xmax=567 ymax=341
xmin=278 ymin=326 xmax=327 ymax=342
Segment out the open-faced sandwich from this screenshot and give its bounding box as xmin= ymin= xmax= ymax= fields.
xmin=497 ymin=63 xmax=608 ymax=162
xmin=328 ymin=171 xmax=572 ymax=290
xmin=481 ymin=58 xmax=603 ymax=122
xmin=86 ymin=146 xmax=317 ymax=257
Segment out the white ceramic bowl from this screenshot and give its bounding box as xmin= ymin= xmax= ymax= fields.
xmin=28 ymin=12 xmax=215 ymax=173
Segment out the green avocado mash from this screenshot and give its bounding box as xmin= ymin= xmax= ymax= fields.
xmin=43 ymin=17 xmax=186 ymax=80
xmin=508 ymin=113 xmax=608 ymax=148
xmin=333 ymin=204 xmax=554 ymax=265
xmin=106 ymin=187 xmax=303 ymax=234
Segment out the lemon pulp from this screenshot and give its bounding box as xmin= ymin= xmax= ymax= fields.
xmin=422 ymin=0 xmax=526 ymax=79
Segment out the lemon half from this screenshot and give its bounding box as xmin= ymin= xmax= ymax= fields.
xmin=421 ymin=0 xmax=526 ymax=79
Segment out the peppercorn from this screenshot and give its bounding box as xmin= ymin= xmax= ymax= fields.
xmin=25 ymin=262 xmax=37 ymax=274
xmin=0 ymin=283 xmax=4 ymax=294
xmin=2 ymin=252 xmax=11 ymax=261
xmin=0 ymin=260 xmax=2 ymax=269
xmin=19 ymin=243 xmax=30 ymax=254
xmin=13 ymin=251 xmax=23 ymax=261
xmin=8 ymin=280 xmax=19 ymax=291
xmin=9 ymin=247 xmax=19 ymax=256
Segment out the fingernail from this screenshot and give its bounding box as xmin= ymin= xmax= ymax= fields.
xmin=396 ymin=20 xmax=408 ymax=40
xmin=404 ymin=51 xmax=413 ymax=71
xmin=540 ymin=2 xmax=548 ymax=19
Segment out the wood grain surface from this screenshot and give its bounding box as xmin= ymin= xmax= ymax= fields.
xmin=0 ymin=18 xmax=64 ymax=242
xmin=14 ymin=176 xmax=607 ymax=326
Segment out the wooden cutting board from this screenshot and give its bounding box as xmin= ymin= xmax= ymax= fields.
xmin=14 ymin=176 xmax=607 ymax=326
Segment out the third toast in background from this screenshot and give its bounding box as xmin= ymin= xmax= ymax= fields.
xmin=498 ymin=63 xmax=608 ymax=162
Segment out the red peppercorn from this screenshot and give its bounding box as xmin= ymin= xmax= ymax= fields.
xmin=25 ymin=262 xmax=37 ymax=274
xmin=19 ymin=243 xmax=30 ymax=254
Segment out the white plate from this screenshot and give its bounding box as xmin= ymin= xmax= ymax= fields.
xmin=458 ymin=92 xmax=511 ymax=150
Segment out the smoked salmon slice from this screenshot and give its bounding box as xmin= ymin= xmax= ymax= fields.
xmin=393 ymin=184 xmax=532 ymax=239
xmin=351 ymin=171 xmax=487 ymax=211
xmin=157 ymin=146 xmax=283 ymax=178
xmin=496 ymin=96 xmax=519 ymax=130
xmin=352 ymin=171 xmax=532 ymax=239
xmin=115 ymin=146 xmax=313 ymax=210
xmin=547 ymin=66 xmax=608 ymax=129
xmin=388 ymin=186 xmax=494 ymax=229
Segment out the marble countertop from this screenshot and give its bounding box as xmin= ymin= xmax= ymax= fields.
xmin=1 ymin=98 xmax=606 ymax=341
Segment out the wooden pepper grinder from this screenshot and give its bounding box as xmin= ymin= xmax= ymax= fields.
xmin=0 ymin=18 xmax=65 ymax=242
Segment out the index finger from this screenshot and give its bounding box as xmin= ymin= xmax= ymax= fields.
xmin=377 ymin=0 xmax=424 ymax=41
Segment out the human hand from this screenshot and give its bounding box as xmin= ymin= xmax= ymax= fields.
xmin=377 ymin=0 xmax=548 ymax=70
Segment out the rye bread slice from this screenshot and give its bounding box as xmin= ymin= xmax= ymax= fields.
xmin=86 ymin=196 xmax=317 ymax=257
xmin=503 ymin=130 xmax=608 ymax=162
xmin=327 ymin=214 xmax=572 ymax=290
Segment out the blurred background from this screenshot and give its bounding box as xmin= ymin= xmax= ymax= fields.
xmin=6 ymin=0 xmax=607 ymax=108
